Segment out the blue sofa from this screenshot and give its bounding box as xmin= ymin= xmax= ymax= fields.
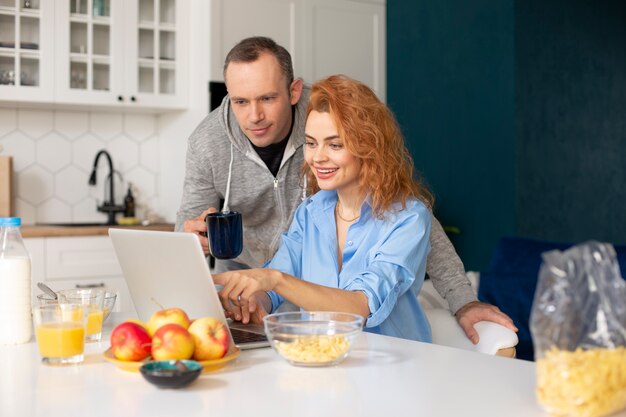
xmin=477 ymin=236 xmax=626 ymax=361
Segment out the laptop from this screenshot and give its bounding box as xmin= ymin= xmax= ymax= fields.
xmin=108 ymin=228 xmax=270 ymax=350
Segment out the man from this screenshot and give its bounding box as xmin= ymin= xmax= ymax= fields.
xmin=176 ymin=36 xmax=516 ymax=343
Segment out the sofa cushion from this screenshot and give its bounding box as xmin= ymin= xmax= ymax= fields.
xmin=478 ymin=236 xmax=626 ymax=361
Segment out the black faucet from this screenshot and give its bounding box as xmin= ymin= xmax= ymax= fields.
xmin=88 ymin=150 xmax=125 ymax=225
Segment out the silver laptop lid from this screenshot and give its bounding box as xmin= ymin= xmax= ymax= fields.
xmin=108 ymin=228 xmax=268 ymax=349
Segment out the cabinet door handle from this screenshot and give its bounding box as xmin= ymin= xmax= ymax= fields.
xmin=117 ymin=95 xmax=124 ymax=102
xmin=75 ymin=282 xmax=105 ymax=289
xmin=130 ymin=96 xmax=136 ymax=102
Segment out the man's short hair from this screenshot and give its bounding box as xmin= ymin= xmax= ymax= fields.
xmin=223 ymin=36 xmax=294 ymax=90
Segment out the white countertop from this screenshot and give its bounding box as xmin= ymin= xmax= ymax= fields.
xmin=0 ymin=313 xmax=616 ymax=417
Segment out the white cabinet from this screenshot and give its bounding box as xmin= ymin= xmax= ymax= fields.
xmin=303 ymin=0 xmax=385 ymax=101
xmin=55 ymin=0 xmax=189 ymax=110
xmin=1 ymin=0 xmax=189 ymax=111
xmin=209 ymin=0 xmax=386 ymax=101
xmin=0 ymin=0 xmax=54 ymax=102
xmin=24 ymin=235 xmax=135 ymax=314
xmin=209 ymin=0 xmax=304 ymax=83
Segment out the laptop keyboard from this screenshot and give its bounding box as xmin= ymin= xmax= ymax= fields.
xmin=229 ymin=327 xmax=268 ymax=344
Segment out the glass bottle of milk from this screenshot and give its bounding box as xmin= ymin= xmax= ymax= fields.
xmin=0 ymin=217 xmax=32 ymax=344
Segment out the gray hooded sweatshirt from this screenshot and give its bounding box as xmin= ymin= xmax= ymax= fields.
xmin=175 ymin=85 xmax=477 ymax=313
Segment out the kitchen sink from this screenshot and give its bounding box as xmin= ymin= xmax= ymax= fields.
xmin=36 ymin=222 xmax=114 ymax=227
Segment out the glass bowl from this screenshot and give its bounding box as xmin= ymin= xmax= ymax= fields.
xmin=139 ymin=360 xmax=202 ymax=388
xmin=263 ymin=311 xmax=364 ymax=367
xmin=103 ymin=292 xmax=117 ymax=322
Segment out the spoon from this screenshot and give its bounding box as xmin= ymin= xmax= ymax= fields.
xmin=37 ymin=282 xmax=58 ymax=300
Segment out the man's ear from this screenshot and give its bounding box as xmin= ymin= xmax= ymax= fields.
xmin=289 ymin=79 xmax=304 ymax=105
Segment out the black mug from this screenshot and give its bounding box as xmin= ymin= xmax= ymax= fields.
xmin=205 ymin=211 xmax=243 ymax=260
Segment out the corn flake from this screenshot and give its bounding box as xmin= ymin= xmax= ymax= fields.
xmin=536 ymin=346 xmax=626 ymax=417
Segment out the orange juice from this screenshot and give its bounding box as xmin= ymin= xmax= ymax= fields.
xmin=36 ymin=322 xmax=84 ymax=358
xmin=86 ymin=309 xmax=103 ymax=336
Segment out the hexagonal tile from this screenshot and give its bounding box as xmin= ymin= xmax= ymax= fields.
xmin=124 ymin=113 xmax=156 ymax=141
xmin=0 ymin=108 xmax=17 ymax=137
xmin=55 ymin=111 xmax=89 ymax=140
xmin=90 ymin=113 xmax=122 ymax=141
xmin=125 ymin=166 xmax=156 ymax=200
xmin=17 ymin=109 xmax=54 ymax=139
xmin=36 ymin=198 xmax=71 ymax=223
xmin=13 ymin=197 xmax=36 ymax=225
xmin=139 ymin=194 xmax=165 ymax=223
xmin=73 ymin=197 xmax=108 ymax=223
xmin=0 ymin=132 xmax=35 ymax=171
xmin=139 ymin=136 xmax=159 ymax=173
xmin=55 ymin=166 xmax=89 ymax=205
xmin=73 ymin=134 xmax=106 ymax=172
xmin=15 ymin=165 xmax=54 ymax=205
xmin=36 ymin=133 xmax=72 ymax=173
xmin=108 ymin=135 xmax=139 ymax=171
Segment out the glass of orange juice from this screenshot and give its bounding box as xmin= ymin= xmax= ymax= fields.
xmin=33 ymin=304 xmax=87 ymax=365
xmin=58 ymin=288 xmax=105 ymax=342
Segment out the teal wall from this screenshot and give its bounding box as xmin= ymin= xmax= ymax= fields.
xmin=387 ymin=1 xmax=516 ymax=270
xmin=516 ymin=0 xmax=626 ymax=244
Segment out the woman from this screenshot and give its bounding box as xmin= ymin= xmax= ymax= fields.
xmin=214 ymin=75 xmax=434 ymax=341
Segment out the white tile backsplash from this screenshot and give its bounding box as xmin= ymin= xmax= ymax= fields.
xmin=90 ymin=113 xmax=123 ymax=141
xmin=0 ymin=109 xmax=161 ymax=225
xmin=0 ymin=109 xmax=17 ymax=137
xmin=16 ymin=165 xmax=53 ymax=205
xmin=55 ymin=111 xmax=89 ymax=140
xmin=124 ymin=114 xmax=155 ymax=141
xmin=55 ymin=166 xmax=89 ymax=205
xmin=37 ymin=132 xmax=71 ymax=172
xmin=18 ymin=110 xmax=54 ymax=139
xmin=1 ymin=131 xmax=35 ymax=171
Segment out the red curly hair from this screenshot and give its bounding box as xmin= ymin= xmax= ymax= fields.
xmin=303 ymin=75 xmax=433 ymax=216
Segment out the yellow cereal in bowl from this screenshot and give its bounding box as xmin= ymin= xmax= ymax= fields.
xmin=274 ymin=335 xmax=350 ymax=364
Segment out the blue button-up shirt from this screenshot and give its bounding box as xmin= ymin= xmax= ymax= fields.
xmin=266 ymin=190 xmax=432 ymax=342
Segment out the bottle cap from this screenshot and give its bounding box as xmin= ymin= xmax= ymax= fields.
xmin=0 ymin=217 xmax=21 ymax=227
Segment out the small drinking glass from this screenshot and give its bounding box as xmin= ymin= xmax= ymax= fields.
xmin=36 ymin=293 xmax=58 ymax=306
xmin=58 ymin=288 xmax=105 ymax=342
xmin=33 ymin=304 xmax=87 ymax=365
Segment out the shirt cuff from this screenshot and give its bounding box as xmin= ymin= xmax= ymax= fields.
xmin=267 ymin=290 xmax=283 ymax=313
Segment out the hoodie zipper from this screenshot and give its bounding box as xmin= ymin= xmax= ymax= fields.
xmin=268 ymin=176 xmax=285 ymax=260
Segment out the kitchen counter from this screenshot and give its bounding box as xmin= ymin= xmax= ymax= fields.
xmin=21 ymin=223 xmax=175 ymax=238
xmin=0 ymin=313 xmax=572 ymax=417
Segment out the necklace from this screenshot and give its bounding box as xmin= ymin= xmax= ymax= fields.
xmin=335 ymin=200 xmax=360 ymax=222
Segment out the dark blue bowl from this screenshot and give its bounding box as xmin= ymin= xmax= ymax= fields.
xmin=140 ymin=360 xmax=202 ymax=388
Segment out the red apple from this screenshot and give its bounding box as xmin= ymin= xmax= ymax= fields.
xmin=110 ymin=321 xmax=152 ymax=361
xmin=146 ymin=307 xmax=191 ymax=336
xmin=151 ymin=323 xmax=195 ymax=360
xmin=188 ymin=317 xmax=230 ymax=361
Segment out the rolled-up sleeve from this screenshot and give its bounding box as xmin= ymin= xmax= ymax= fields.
xmin=343 ymin=208 xmax=431 ymax=328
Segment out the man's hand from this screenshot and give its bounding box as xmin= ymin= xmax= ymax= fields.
xmin=182 ymin=207 xmax=217 ymax=255
xmin=455 ymin=301 xmax=518 ymax=344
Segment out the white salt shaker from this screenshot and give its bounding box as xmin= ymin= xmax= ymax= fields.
xmin=0 ymin=217 xmax=32 ymax=344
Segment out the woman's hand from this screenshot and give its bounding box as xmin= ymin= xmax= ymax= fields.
xmin=213 ymin=269 xmax=281 ymax=323
xmin=222 ymin=291 xmax=270 ymax=325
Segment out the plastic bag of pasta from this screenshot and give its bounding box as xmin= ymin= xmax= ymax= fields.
xmin=530 ymin=241 xmax=626 ymax=417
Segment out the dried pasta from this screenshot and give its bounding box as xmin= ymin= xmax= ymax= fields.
xmin=536 ymin=346 xmax=626 ymax=417
xmin=274 ymin=335 xmax=350 ymax=364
